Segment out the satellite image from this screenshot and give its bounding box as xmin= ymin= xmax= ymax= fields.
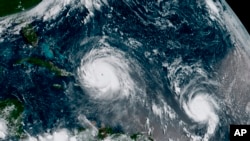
xmin=0 ymin=0 xmax=249 ymax=141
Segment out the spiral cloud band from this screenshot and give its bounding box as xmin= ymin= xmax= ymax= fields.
xmin=77 ymin=45 xmax=138 ymax=100
xmin=182 ymin=88 xmax=219 ymax=140
xmin=185 ymin=94 xmax=219 ymax=140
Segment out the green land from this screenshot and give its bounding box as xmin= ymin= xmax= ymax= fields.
xmin=0 ymin=99 xmax=24 ymax=138
xmin=0 ymin=0 xmax=42 ymax=17
xmin=21 ymin=24 xmax=39 ymax=46
xmin=15 ymin=57 xmax=73 ymax=77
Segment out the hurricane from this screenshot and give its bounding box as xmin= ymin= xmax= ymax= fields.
xmin=0 ymin=0 xmax=250 ymax=141
xmin=181 ymin=81 xmax=220 ymax=141
xmin=77 ymin=39 xmax=140 ymax=100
